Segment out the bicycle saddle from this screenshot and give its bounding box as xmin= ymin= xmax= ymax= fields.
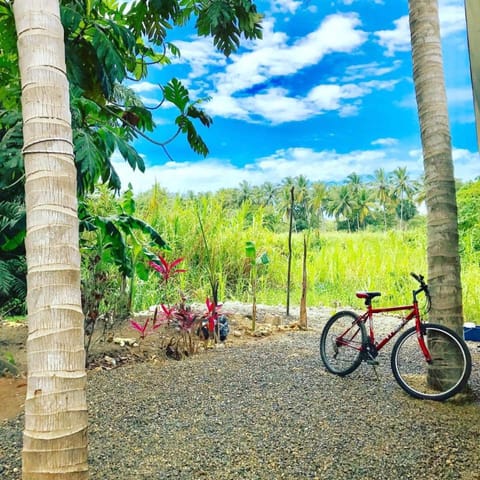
xmin=356 ymin=291 xmax=381 ymax=305
xmin=356 ymin=291 xmax=381 ymax=300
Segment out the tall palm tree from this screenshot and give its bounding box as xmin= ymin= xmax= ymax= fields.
xmin=354 ymin=187 xmax=375 ymax=229
xmin=310 ymin=181 xmax=328 ymax=229
xmin=346 ymin=172 xmax=361 ymax=194
xmin=408 ymin=0 xmax=463 ymax=335
xmin=293 ymin=175 xmax=311 ymax=230
xmin=13 ymin=0 xmax=88 ymax=477
xmin=372 ymin=168 xmax=392 ymax=231
xmin=258 ymin=181 xmax=278 ymax=207
xmin=391 ymin=166 xmax=417 ymax=229
xmin=279 ymin=176 xmax=296 ymax=224
xmin=346 ymin=172 xmax=363 ymax=230
xmin=326 ymin=185 xmax=354 ymax=232
xmin=236 ymin=180 xmax=252 ymax=206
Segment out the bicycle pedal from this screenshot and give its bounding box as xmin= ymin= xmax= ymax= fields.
xmin=366 ymin=360 xmax=379 ymax=366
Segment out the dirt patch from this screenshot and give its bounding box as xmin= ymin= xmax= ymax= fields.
xmin=0 ymin=378 xmax=27 ymax=422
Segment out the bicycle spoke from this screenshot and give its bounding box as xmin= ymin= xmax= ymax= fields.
xmin=391 ymin=325 xmax=471 ymax=401
xmin=320 ymin=311 xmax=366 ymax=376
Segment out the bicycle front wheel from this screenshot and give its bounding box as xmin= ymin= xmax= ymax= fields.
xmin=391 ymin=324 xmax=472 ymax=401
xmin=320 ymin=311 xmax=366 ymax=376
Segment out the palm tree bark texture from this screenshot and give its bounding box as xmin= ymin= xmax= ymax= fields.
xmin=13 ymin=0 xmax=88 ymax=478
xmin=408 ymin=0 xmax=463 ymax=335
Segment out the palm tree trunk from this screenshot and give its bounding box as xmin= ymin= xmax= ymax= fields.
xmin=408 ymin=0 xmax=463 ymax=335
xmin=13 ymin=0 xmax=88 ymax=478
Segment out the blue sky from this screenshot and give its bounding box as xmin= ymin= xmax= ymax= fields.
xmin=115 ymin=0 xmax=479 ymax=194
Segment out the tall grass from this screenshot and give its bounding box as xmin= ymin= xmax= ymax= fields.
xmin=134 ymin=195 xmax=479 ymax=323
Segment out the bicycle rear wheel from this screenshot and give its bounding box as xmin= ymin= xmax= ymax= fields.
xmin=320 ymin=311 xmax=366 ymax=376
xmin=391 ymin=324 xmax=472 ymax=401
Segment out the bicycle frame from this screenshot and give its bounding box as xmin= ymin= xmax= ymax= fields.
xmin=359 ymin=297 xmax=432 ymax=362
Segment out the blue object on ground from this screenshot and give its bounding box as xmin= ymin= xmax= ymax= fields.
xmin=464 ymin=324 xmax=480 ymax=341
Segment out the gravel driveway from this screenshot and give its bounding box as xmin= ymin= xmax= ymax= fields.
xmin=1 ymin=307 xmax=480 ymax=479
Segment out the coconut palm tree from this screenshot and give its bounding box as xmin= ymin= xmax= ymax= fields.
xmin=236 ymin=180 xmax=253 ymax=206
xmin=13 ymin=0 xmax=88 ymax=477
xmin=372 ymin=168 xmax=392 ymax=231
xmin=391 ymin=166 xmax=417 ymax=229
xmin=326 ymin=185 xmax=354 ymax=232
xmin=309 ymin=181 xmax=328 ymax=229
xmin=354 ymin=187 xmax=375 ymax=230
xmin=408 ymin=0 xmax=463 ymax=335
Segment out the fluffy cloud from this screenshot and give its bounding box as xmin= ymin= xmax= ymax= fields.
xmin=270 ymin=0 xmax=302 ymax=14
xmin=204 ymin=78 xmax=398 ymax=124
xmin=371 ymin=138 xmax=399 ymax=147
xmin=185 ymin=14 xmax=369 ymax=123
xmin=113 ymin=143 xmax=478 ymax=195
xmin=376 ymin=1 xmax=467 ymax=57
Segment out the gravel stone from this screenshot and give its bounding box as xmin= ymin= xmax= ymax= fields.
xmin=1 ymin=306 xmax=480 ymax=479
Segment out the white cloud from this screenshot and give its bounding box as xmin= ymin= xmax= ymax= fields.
xmin=203 ymin=14 xmax=367 ymax=111
xmin=243 ymin=88 xmax=314 ymax=123
xmin=447 ymin=87 xmax=474 ymax=104
xmin=113 ymin=143 xmax=478 ymax=195
xmin=270 ymin=0 xmax=302 ymax=14
xmin=129 ymin=81 xmax=159 ymax=94
xmin=204 ymin=78 xmax=398 ymax=124
xmin=452 ymin=148 xmax=480 ymax=179
xmin=375 ymin=3 xmax=466 ymax=57
xmin=339 ymin=0 xmax=384 ymax=4
xmin=375 ymin=16 xmax=410 ymax=57
xmin=342 ymin=60 xmax=402 ymax=82
xmin=371 ymin=138 xmax=399 ymax=147
xmin=169 ymin=37 xmax=227 ymax=80
xmin=409 ymin=147 xmax=479 ymax=180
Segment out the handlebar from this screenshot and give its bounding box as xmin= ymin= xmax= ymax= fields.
xmin=410 ymin=272 xmax=431 ymax=311
xmin=410 ymin=272 xmax=426 ymax=286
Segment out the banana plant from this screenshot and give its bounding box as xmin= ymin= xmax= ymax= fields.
xmin=245 ymin=241 xmax=269 ymax=331
xmin=79 ymin=186 xmax=167 ymax=358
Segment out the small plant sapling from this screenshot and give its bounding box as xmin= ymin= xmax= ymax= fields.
xmin=245 ymin=241 xmax=269 ymax=332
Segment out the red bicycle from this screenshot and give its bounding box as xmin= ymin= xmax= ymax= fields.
xmin=319 ymin=273 xmax=472 ymax=401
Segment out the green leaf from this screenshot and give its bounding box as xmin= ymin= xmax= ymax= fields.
xmin=175 ymin=115 xmax=209 ymax=156
xmin=164 ymin=78 xmax=190 ymax=112
xmin=74 ymin=129 xmax=105 ymax=189
xmin=115 ymin=136 xmax=146 ymax=172
xmin=92 ymin=27 xmax=126 ymax=84
xmin=135 ymin=261 xmax=150 ymax=281
xmin=245 ymin=241 xmax=256 ymax=260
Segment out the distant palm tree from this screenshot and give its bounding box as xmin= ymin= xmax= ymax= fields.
xmin=310 ymin=181 xmax=328 ymax=228
xmin=372 ymin=168 xmax=392 ymax=231
xmin=391 ymin=166 xmax=417 ymax=228
xmin=346 ymin=172 xmax=362 ymax=194
xmin=258 ymin=181 xmax=278 ymax=207
xmin=346 ymin=172 xmax=364 ymax=229
xmin=236 ymin=180 xmax=252 ymax=206
xmin=354 ymin=188 xmax=375 ymax=229
xmin=293 ymin=175 xmax=311 ymax=230
xmin=327 ymin=185 xmax=354 ymax=231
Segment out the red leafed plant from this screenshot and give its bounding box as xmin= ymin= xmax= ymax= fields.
xmin=131 ymin=255 xmax=206 ymax=359
xmin=129 ymin=317 xmax=151 ymax=339
xmin=149 ymin=256 xmax=186 ymax=283
xmin=205 ymin=296 xmax=222 ymax=333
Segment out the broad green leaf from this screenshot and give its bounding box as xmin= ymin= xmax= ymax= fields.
xmin=164 ymin=78 xmax=190 ymax=112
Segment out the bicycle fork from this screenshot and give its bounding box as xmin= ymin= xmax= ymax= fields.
xmin=416 ymin=323 xmax=433 ymax=363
